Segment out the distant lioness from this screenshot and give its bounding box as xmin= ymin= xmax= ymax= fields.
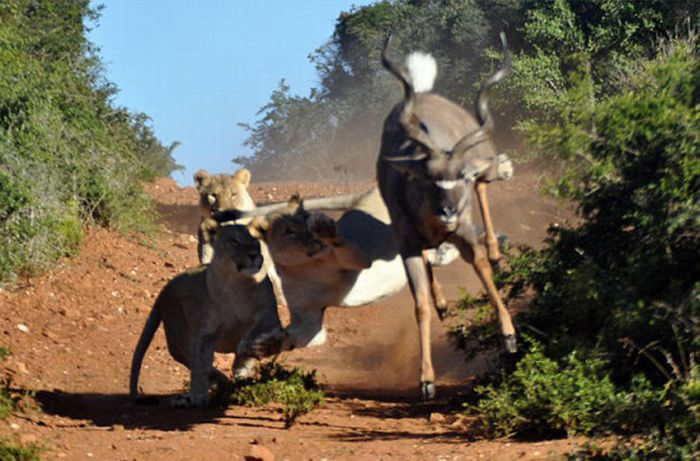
xmin=193 ymin=168 xmax=256 ymax=265
xmin=129 ymin=224 xmax=283 ymax=407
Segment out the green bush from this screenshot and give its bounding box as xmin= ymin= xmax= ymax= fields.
xmin=508 ymin=36 xmax=700 ymax=381
xmin=448 ymin=290 xmax=503 ymax=361
xmin=468 ymin=34 xmax=698 ymax=456
xmin=231 ymin=362 xmax=324 ymax=427
xmin=0 ymin=439 xmax=41 ymax=461
xmin=0 ymin=348 xmax=11 ymax=361
xmin=0 ymin=0 xmax=181 ymax=285
xmin=468 ymin=340 xmax=663 ymax=437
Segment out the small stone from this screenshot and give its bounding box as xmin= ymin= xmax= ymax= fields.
xmin=10 ymin=423 xmax=20 ymax=430
xmin=245 ymin=444 xmax=275 ymax=461
xmin=188 ymin=235 xmax=197 ymax=243
xmin=17 ymin=323 xmax=29 ymax=333
xmin=111 ymin=424 xmax=125 ymax=432
xmin=429 ymin=412 xmax=446 ymax=424
xmin=15 ymin=361 xmax=28 ymax=374
xmin=56 ymin=453 xmax=67 ymax=459
xmin=42 ymin=330 xmax=59 ymax=341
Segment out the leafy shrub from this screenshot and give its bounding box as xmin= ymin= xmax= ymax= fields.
xmin=448 ymin=290 xmax=503 ymax=361
xmin=467 ymin=33 xmax=699 ymax=456
xmin=0 ymin=0 xmax=181 ymax=285
xmin=0 ymin=387 xmax=14 ymax=420
xmin=0 ymin=348 xmax=11 ymax=361
xmin=231 ymin=362 xmax=324 ymax=427
xmin=468 ymin=340 xmax=663 ymax=437
xmin=506 ymin=36 xmax=700 ymax=380
xmin=0 ymin=439 xmax=42 ymax=461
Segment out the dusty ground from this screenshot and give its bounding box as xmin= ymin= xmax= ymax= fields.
xmin=0 ymin=169 xmax=590 ymax=460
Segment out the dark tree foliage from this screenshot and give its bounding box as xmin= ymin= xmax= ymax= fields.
xmin=236 ymin=0 xmax=697 ymax=181
xmin=237 ymin=0 xmax=504 ymax=180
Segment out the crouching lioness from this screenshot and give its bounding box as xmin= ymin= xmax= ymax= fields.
xmin=129 ymin=224 xmax=283 ymax=407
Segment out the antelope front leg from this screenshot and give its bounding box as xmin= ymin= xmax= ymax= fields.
xmin=403 ymin=254 xmax=436 ymax=399
xmin=422 ymin=251 xmax=448 ymax=320
xmin=475 ymin=181 xmax=501 ymax=266
xmin=454 ymin=237 xmax=517 ymax=353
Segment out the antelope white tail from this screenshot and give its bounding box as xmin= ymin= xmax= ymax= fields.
xmin=406 ymin=52 xmax=437 ymax=93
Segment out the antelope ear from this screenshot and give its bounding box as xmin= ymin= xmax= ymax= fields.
xmin=233 ymin=168 xmax=252 ymax=187
xmin=193 ymin=170 xmax=210 ymax=190
xmin=248 ymin=217 xmax=270 ymax=239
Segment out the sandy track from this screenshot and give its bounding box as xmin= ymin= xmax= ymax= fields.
xmin=0 ymin=171 xmax=584 ymax=460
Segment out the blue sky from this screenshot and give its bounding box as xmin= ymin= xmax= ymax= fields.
xmin=88 ymin=0 xmax=372 ymax=185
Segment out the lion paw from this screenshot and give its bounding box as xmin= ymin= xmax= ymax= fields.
xmin=169 ymin=393 xmax=209 ymax=408
xmin=248 ymin=328 xmax=292 ymax=358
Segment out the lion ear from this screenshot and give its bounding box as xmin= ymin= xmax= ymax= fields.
xmin=248 ymin=217 xmax=270 ymax=239
xmin=288 ymin=192 xmax=304 ymax=212
xmin=193 ymin=170 xmax=210 ymax=191
xmin=233 ymin=168 xmax=252 ymax=187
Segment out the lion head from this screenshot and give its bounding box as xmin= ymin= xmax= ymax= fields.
xmin=213 ymin=224 xmax=265 ymax=277
xmin=249 ymin=194 xmax=335 ymax=267
xmin=193 ymin=168 xmax=256 ymax=217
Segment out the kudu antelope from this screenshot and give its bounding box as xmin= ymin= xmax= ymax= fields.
xmin=377 ymin=33 xmax=516 ymax=399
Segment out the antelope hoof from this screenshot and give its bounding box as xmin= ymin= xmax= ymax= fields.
xmin=421 ymin=381 xmax=436 ymax=400
xmin=503 ymin=334 xmax=517 ymax=353
xmin=436 ymin=304 xmax=448 ymax=321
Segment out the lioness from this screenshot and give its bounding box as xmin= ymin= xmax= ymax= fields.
xmin=129 ymin=224 xmax=282 ymax=407
xmin=193 ymin=168 xmax=287 ymax=307
xmin=244 ymin=188 xmax=458 ymax=355
xmin=193 ymin=168 xmax=256 ymax=265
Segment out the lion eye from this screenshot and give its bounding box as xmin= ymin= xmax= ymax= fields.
xmin=284 ymin=228 xmax=296 ymax=236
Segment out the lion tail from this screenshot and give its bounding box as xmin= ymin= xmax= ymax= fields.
xmin=129 ymin=303 xmax=161 ymax=401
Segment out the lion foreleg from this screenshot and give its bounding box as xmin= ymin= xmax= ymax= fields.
xmin=171 ymin=330 xmax=217 ymax=408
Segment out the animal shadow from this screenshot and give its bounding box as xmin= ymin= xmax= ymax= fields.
xmin=35 ymin=389 xmax=230 ymax=431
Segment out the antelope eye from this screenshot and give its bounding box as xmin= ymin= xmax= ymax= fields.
xmin=284 ymin=227 xmax=296 ymax=236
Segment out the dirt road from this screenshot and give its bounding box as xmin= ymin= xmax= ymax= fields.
xmin=0 ymin=171 xmax=585 ymax=460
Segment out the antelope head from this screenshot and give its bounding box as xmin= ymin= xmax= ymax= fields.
xmin=381 ymin=33 xmax=512 ymax=231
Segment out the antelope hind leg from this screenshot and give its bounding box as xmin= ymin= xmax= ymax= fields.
xmin=454 ymin=236 xmax=517 ymax=353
